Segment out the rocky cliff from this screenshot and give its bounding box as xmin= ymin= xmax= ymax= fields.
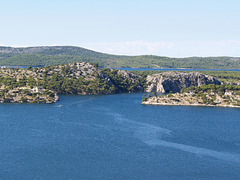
xmin=146 ymin=71 xmax=221 ymax=93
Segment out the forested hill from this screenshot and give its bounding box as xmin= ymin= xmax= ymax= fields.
xmin=0 ymin=46 xmax=240 ymax=69
xmin=0 ymin=46 xmax=119 ymax=67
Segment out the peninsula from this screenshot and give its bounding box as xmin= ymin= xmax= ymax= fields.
xmin=142 ymin=84 xmax=240 ymax=108
xmin=0 ymin=62 xmax=144 ymax=103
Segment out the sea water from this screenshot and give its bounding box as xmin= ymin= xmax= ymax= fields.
xmin=0 ymin=93 xmax=240 ymax=179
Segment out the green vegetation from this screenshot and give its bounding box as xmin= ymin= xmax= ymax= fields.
xmin=1 ymin=46 xmax=240 ymax=69
xmin=201 ymin=71 xmax=240 ymax=84
xmin=142 ymin=94 xmax=147 ymax=102
xmin=100 ymin=68 xmax=145 ymax=93
xmin=0 ymin=62 xmax=146 ymax=103
xmin=36 ymin=68 xmax=144 ymax=95
xmin=1 ymin=57 xmax=240 ymax=105
xmin=181 ymin=84 xmax=240 ymax=94
xmin=39 ymin=74 xmax=115 ymax=95
xmin=144 ymin=84 xmax=240 ymax=107
xmin=181 ymin=84 xmax=240 ymax=106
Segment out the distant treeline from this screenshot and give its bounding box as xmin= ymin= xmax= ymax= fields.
xmin=0 ymin=46 xmax=240 ymax=69
xmin=201 ymin=71 xmax=240 ymax=83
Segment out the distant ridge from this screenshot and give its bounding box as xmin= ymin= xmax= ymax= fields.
xmin=0 ymin=46 xmax=112 ymax=56
xmin=0 ymin=46 xmax=240 ymax=69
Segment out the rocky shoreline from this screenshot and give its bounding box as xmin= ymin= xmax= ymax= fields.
xmin=142 ymin=101 xmax=240 ymax=108
xmin=142 ymin=91 xmax=240 ymax=108
xmin=0 ymin=87 xmax=59 ymax=104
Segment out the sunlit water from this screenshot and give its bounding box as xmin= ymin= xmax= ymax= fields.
xmin=0 ymin=93 xmax=240 ymax=179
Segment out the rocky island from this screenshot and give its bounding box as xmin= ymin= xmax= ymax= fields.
xmin=142 ymin=84 xmax=240 ymax=108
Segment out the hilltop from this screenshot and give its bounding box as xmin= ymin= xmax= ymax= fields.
xmin=0 ymin=62 xmax=145 ymax=103
xmin=1 ymin=46 xmax=240 ymax=69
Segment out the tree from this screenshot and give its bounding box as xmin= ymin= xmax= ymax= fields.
xmin=152 ymin=91 xmax=158 ymax=97
xmin=142 ymin=94 xmax=147 ymax=102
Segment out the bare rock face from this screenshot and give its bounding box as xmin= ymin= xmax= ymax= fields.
xmin=117 ymin=70 xmax=140 ymax=81
xmin=146 ymin=71 xmax=221 ymax=93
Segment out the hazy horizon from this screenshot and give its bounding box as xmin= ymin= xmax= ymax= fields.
xmin=1 ymin=0 xmax=240 ymax=57
xmin=1 ymin=44 xmax=240 ymax=58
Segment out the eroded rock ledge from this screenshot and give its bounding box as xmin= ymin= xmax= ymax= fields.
xmin=146 ymin=72 xmax=221 ymax=93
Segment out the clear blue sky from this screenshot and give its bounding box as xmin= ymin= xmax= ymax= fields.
xmin=1 ymin=0 xmax=240 ymax=57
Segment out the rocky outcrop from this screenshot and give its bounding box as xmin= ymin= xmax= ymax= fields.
xmin=146 ymin=71 xmax=221 ymax=93
xmin=142 ymin=92 xmax=240 ymax=108
xmin=117 ymin=70 xmax=144 ymax=92
xmin=117 ymin=70 xmax=139 ymax=79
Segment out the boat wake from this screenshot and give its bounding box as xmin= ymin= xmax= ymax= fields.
xmin=109 ymin=112 xmax=240 ymax=164
xmin=57 ymin=98 xmax=240 ymax=164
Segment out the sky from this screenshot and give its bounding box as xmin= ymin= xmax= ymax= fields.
xmin=1 ymin=0 xmax=240 ymax=57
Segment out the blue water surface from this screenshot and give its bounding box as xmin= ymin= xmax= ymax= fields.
xmin=0 ymin=93 xmax=240 ymax=179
